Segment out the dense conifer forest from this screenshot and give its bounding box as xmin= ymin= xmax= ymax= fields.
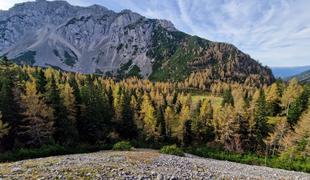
xmin=0 ymin=57 xmax=309 ymax=171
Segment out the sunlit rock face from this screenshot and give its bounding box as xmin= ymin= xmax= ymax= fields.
xmin=0 ymin=0 xmax=274 ymax=84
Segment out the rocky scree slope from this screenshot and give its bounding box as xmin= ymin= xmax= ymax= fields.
xmin=0 ymin=150 xmax=309 ymax=179
xmin=0 ymin=0 xmax=274 ymax=85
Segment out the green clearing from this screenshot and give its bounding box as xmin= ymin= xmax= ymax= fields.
xmin=192 ymin=95 xmax=223 ymax=109
xmin=267 ymin=116 xmax=286 ymax=125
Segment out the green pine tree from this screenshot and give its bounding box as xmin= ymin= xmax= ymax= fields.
xmin=222 ymin=87 xmax=234 ymax=107
xmin=79 ymin=80 xmax=112 ymax=144
xmin=0 ymin=112 xmax=10 ymax=139
xmin=254 ymin=89 xmax=270 ymax=150
xmin=45 ymin=76 xmax=76 ymax=145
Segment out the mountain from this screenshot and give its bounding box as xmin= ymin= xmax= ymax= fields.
xmin=271 ymin=66 xmax=310 ymax=78
xmin=288 ymin=69 xmax=310 ymax=83
xmin=0 ymin=0 xmax=274 ymax=85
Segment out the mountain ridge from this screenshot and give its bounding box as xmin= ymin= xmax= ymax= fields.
xmin=288 ymin=69 xmax=310 ymax=83
xmin=0 ymin=0 xmax=274 ymax=85
xmin=271 ymin=65 xmax=310 ymax=78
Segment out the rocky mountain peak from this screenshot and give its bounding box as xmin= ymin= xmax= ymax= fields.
xmin=0 ymin=0 xmax=274 ymax=86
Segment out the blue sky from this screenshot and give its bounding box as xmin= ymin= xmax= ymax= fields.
xmin=1 ymin=0 xmax=310 ymax=67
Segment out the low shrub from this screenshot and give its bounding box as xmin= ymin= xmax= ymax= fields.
xmin=112 ymin=141 xmax=132 ymax=151
xmin=0 ymin=143 xmax=112 ymax=162
xmin=187 ymin=146 xmax=310 ymax=173
xmin=160 ymin=144 xmax=184 ymax=156
xmin=0 ymin=144 xmax=67 ymax=162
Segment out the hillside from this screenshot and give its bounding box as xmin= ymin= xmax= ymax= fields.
xmin=1 ymin=150 xmax=309 ymax=179
xmin=0 ymin=0 xmax=274 ymax=85
xmin=288 ymin=69 xmax=310 ymax=83
xmin=0 ymin=61 xmax=309 ymax=172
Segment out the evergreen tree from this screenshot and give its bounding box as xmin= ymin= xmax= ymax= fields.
xmin=222 ymin=88 xmax=234 ymax=107
xmin=156 ymin=105 xmax=166 ymax=140
xmin=287 ymin=89 xmax=309 ymax=127
xmin=243 ymin=91 xmax=251 ymax=109
xmin=33 ymin=68 xmax=47 ymax=94
xmin=45 ymin=76 xmax=75 ymax=145
xmin=266 ymin=83 xmax=282 ymax=116
xmin=116 ymin=91 xmax=137 ymax=139
xmin=0 ymin=112 xmax=10 ymax=139
xmin=107 ymin=86 xmax=114 ymax=109
xmin=253 ymin=90 xmax=270 ymax=150
xmin=0 ymin=77 xmax=14 ymax=123
xmin=0 ymin=60 xmax=17 ymax=126
xmin=68 ymin=75 xmax=81 ymax=104
xmin=183 ymin=120 xmax=193 ymax=146
xmin=79 ymin=81 xmax=112 ymax=144
xmin=192 ymin=99 xmax=215 ymax=144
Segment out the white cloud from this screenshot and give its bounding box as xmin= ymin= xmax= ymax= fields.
xmin=115 ymin=0 xmax=310 ymax=67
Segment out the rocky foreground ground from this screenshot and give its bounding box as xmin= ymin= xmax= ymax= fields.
xmin=0 ymin=149 xmax=309 ymax=179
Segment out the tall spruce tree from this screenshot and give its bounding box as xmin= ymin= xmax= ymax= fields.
xmin=79 ymin=80 xmax=112 ymax=144
xmin=116 ymin=91 xmax=137 ymax=139
xmin=0 ymin=58 xmax=16 ymax=126
xmin=254 ymin=89 xmax=270 ymax=150
xmin=45 ymin=76 xmax=75 ymax=145
xmin=156 ymin=105 xmax=166 ymax=141
xmin=287 ymin=88 xmax=309 ymax=127
xmin=222 ymin=87 xmax=234 ymax=107
xmin=34 ymin=68 xmax=47 ymax=94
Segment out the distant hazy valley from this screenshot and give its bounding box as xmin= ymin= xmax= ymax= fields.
xmin=271 ymin=66 xmax=310 ymax=78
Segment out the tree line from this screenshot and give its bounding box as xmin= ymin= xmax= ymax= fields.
xmin=0 ymin=57 xmax=309 ymax=161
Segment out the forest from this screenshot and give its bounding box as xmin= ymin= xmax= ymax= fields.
xmin=0 ymin=57 xmax=309 ymax=171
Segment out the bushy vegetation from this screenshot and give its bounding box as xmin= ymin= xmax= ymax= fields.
xmin=0 ymin=57 xmax=309 ymax=173
xmin=160 ymin=145 xmax=184 ymax=156
xmin=188 ymin=146 xmax=310 ymax=173
xmin=0 ymin=144 xmax=111 ymax=162
xmin=112 ymin=141 xmax=132 ymax=151
xmin=0 ymin=145 xmax=67 ymax=162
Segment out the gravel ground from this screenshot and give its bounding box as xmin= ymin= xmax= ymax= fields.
xmin=0 ymin=149 xmax=309 ymax=179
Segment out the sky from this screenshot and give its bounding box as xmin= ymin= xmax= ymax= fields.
xmin=1 ymin=0 xmax=310 ymax=67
